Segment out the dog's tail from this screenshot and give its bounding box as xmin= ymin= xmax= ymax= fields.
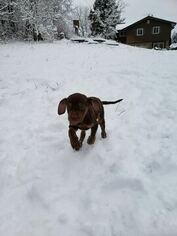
xmin=102 ymin=99 xmax=123 ymax=105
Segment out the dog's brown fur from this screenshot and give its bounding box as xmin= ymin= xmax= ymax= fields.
xmin=58 ymin=93 xmax=123 ymax=150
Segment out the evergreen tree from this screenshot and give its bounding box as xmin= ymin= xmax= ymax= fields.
xmin=89 ymin=0 xmax=125 ymax=39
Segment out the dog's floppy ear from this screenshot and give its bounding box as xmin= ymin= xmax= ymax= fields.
xmin=88 ymin=98 xmax=101 ymax=113
xmin=58 ymin=98 xmax=67 ymax=115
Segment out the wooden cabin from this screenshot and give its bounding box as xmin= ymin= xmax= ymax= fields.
xmin=117 ymin=16 xmax=176 ymax=49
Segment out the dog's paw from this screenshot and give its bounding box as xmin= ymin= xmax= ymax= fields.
xmin=87 ymin=135 xmax=96 ymax=145
xmin=71 ymin=140 xmax=81 ymax=151
xmin=101 ymin=131 xmax=107 ymax=138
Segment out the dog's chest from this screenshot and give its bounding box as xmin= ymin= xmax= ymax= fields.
xmin=78 ymin=111 xmax=100 ymax=130
xmin=77 ymin=122 xmax=94 ymax=130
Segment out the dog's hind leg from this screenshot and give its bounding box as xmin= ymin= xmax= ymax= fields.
xmin=100 ymin=118 xmax=107 ymax=138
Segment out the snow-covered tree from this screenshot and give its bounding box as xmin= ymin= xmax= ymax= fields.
xmin=73 ymin=5 xmax=91 ymax=37
xmin=89 ymin=0 xmax=125 ymax=39
xmin=0 ymin=0 xmax=73 ymax=41
xmin=172 ymin=29 xmax=177 ymax=43
xmin=0 ymin=0 xmax=22 ymax=39
xmin=19 ymin=0 xmax=73 ymax=41
xmin=53 ymin=0 xmax=73 ymax=38
xmin=19 ymin=0 xmax=55 ymax=41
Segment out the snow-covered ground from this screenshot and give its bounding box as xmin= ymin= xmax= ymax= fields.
xmin=0 ymin=40 xmax=177 ymax=236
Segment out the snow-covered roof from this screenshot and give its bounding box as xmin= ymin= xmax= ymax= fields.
xmin=116 ymin=23 xmax=130 ymax=30
xmin=116 ymin=15 xmax=176 ymax=31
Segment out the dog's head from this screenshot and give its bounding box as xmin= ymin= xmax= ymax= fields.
xmin=58 ymin=93 xmax=90 ymax=126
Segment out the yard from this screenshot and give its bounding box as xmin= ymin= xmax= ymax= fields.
xmin=0 ymin=40 xmax=177 ymax=235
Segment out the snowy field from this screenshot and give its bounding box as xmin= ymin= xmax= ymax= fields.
xmin=0 ymin=40 xmax=177 ymax=236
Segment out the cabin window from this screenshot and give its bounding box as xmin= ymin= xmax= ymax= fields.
xmin=136 ymin=28 xmax=144 ymax=36
xmin=152 ymin=26 xmax=160 ymax=34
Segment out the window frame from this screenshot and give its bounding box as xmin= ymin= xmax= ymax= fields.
xmin=136 ymin=28 xmax=144 ymax=36
xmin=152 ymin=26 xmax=160 ymax=35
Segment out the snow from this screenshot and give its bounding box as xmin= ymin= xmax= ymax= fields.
xmin=116 ymin=22 xmax=130 ymax=30
xmin=0 ymin=40 xmax=177 ymax=236
xmin=170 ymin=43 xmax=177 ymax=49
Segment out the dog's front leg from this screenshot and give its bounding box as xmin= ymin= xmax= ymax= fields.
xmin=87 ymin=124 xmax=98 ymax=145
xmin=79 ymin=130 xmax=86 ymax=145
xmin=68 ymin=127 xmax=81 ymax=150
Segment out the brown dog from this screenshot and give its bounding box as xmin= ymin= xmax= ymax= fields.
xmin=58 ymin=93 xmax=123 ymax=150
